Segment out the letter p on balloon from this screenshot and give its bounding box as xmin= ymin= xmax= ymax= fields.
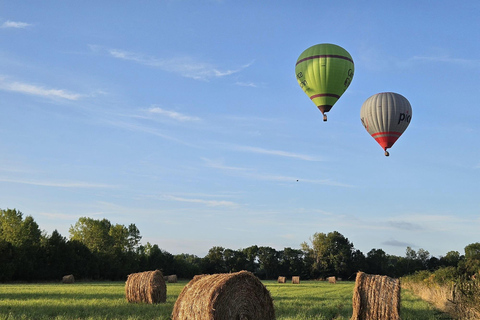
xmin=397 ymin=112 xmax=412 ymax=125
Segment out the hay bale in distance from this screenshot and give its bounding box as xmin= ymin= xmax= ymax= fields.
xmin=277 ymin=276 xmax=286 ymax=283
xmin=172 ymin=270 xmax=275 ymax=320
xmin=351 ymin=271 xmax=401 ymax=320
xmin=292 ymin=276 xmax=300 ymax=284
xmin=167 ymin=274 xmax=178 ymax=283
xmin=327 ymin=276 xmax=337 ymax=284
xmin=62 ymin=274 xmax=75 ymax=284
xmin=125 ymin=270 xmax=166 ymax=304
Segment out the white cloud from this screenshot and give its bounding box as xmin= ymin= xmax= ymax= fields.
xmin=0 ymin=77 xmax=82 ymax=100
xmin=410 ymin=55 xmax=480 ymax=68
xmin=201 ymin=157 xmax=352 ymax=187
xmin=163 ymin=195 xmax=239 ymax=208
xmin=232 ymin=145 xmax=322 ymax=161
xmin=235 ymin=82 xmax=258 ymax=88
xmin=0 ymin=177 xmax=117 ymax=188
xmin=148 ymin=107 xmax=201 ymax=122
xmin=1 ymin=20 xmax=32 ymax=29
xmin=97 ymin=46 xmax=251 ymax=81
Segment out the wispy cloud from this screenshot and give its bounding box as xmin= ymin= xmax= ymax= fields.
xmin=100 ymin=117 xmax=198 ymax=147
xmin=202 ymin=158 xmax=252 ymax=172
xmin=91 ymin=46 xmax=252 ymax=81
xmin=382 ymin=239 xmax=414 ymax=248
xmin=147 ymin=106 xmax=201 ymax=122
xmin=1 ymin=20 xmax=32 ymax=29
xmin=202 ymin=158 xmax=352 ymax=187
xmin=163 ymin=195 xmax=239 ymax=208
xmin=0 ymin=177 xmax=117 ymax=188
xmin=410 ymin=55 xmax=480 ymax=68
xmin=232 ymin=145 xmax=322 ymax=161
xmin=0 ymin=76 xmax=82 ymax=100
xmin=235 ymin=82 xmax=258 ymax=88
xmin=388 ymin=220 xmax=424 ymax=231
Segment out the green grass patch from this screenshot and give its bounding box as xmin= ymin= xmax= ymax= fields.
xmin=0 ymin=281 xmax=451 ymax=320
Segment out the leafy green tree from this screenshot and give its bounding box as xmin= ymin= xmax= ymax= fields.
xmin=351 ymin=249 xmax=367 ymax=277
xmin=145 ymin=243 xmax=174 ymax=275
xmin=0 ymin=240 xmax=15 ymax=281
xmin=366 ymin=249 xmax=389 ymax=275
xmin=417 ymin=248 xmax=430 ymax=268
xmin=202 ymin=246 xmax=226 ymax=273
xmin=463 ymin=242 xmax=480 ymax=275
xmin=0 ymin=208 xmax=42 ymax=246
xmin=224 ymin=249 xmax=247 ymax=272
xmin=301 ymin=231 xmax=354 ymax=279
xmin=242 ymin=245 xmax=259 ymax=273
xmin=278 ymin=247 xmax=304 ymax=277
xmin=127 ymin=223 xmax=142 ymax=252
xmin=257 ymin=246 xmax=279 ymax=279
xmin=0 ymin=209 xmax=43 ymax=280
xmin=174 ymin=254 xmax=201 ymax=278
xmin=42 ymin=230 xmax=69 ymax=279
xmin=69 ymin=217 xmax=113 ymax=253
xmin=440 ymin=250 xmax=462 ymax=267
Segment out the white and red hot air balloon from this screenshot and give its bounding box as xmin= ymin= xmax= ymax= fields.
xmin=360 ymin=92 xmax=412 ymax=156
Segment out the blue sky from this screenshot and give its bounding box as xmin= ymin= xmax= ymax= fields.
xmin=1 ymin=1 xmax=479 ymax=258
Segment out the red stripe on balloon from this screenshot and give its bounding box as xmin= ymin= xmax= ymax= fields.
xmin=296 ymin=55 xmax=354 ymax=66
xmin=310 ymin=93 xmax=340 ymax=100
xmin=371 ymin=131 xmax=402 ymax=138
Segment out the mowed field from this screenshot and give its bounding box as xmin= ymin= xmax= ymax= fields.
xmin=0 ymin=280 xmax=452 ymax=320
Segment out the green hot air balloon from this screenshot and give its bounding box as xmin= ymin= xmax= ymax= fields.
xmin=295 ymin=43 xmax=354 ymax=121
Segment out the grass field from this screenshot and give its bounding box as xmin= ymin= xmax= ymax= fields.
xmin=0 ymin=280 xmax=452 ymax=320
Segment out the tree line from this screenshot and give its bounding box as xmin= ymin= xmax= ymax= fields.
xmin=1 ymin=208 xmax=479 ymax=282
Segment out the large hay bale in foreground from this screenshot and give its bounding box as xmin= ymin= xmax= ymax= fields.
xmin=125 ymin=270 xmax=166 ymax=304
xmin=351 ymin=271 xmax=401 ymax=320
xmin=62 ymin=274 xmax=75 ymax=284
xmin=167 ymin=274 xmax=178 ymax=283
xmin=172 ymin=270 xmax=275 ymax=320
xmin=328 ymin=276 xmax=337 ymax=284
xmin=292 ymin=276 xmax=300 ymax=284
xmin=277 ymin=276 xmax=286 ymax=283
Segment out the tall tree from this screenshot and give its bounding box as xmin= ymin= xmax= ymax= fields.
xmin=463 ymin=242 xmax=480 ymax=275
xmin=242 ymin=245 xmax=259 ymax=273
xmin=69 ymin=217 xmax=113 ymax=254
xmin=301 ymin=231 xmax=355 ymax=279
xmin=202 ymin=246 xmax=226 ymax=274
xmin=257 ymin=246 xmax=279 ymax=279
xmin=0 ymin=208 xmax=41 ymax=246
xmin=279 ymin=247 xmax=304 ymax=277
xmin=366 ymin=249 xmax=389 ymax=275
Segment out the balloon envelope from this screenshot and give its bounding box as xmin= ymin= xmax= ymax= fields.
xmin=360 ymin=92 xmax=412 ymax=156
xmin=295 ymin=43 xmax=354 ymax=121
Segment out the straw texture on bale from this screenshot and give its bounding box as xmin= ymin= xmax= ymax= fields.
xmin=328 ymin=276 xmax=337 ymax=284
xmin=277 ymin=276 xmax=286 ymax=283
xmin=292 ymin=276 xmax=300 ymax=284
xmin=351 ymin=272 xmax=401 ymax=320
xmin=62 ymin=274 xmax=74 ymax=283
xmin=172 ymin=270 xmax=275 ymax=320
xmin=125 ymin=270 xmax=166 ymax=304
xmin=167 ymin=274 xmax=178 ymax=283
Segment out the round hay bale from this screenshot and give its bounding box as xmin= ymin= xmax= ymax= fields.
xmin=292 ymin=276 xmax=300 ymax=284
xmin=277 ymin=276 xmax=286 ymax=283
xmin=351 ymin=271 xmax=401 ymax=320
xmin=125 ymin=270 xmax=166 ymax=304
xmin=168 ymin=274 xmax=178 ymax=283
xmin=327 ymin=276 xmax=337 ymax=284
xmin=172 ymin=270 xmax=275 ymax=320
xmin=62 ymin=274 xmax=75 ymax=284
